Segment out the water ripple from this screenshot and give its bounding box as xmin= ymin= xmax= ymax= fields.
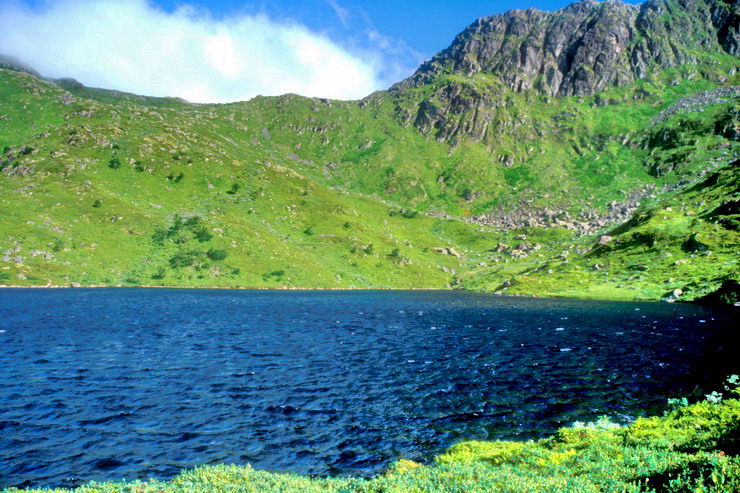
xmin=0 ymin=289 xmax=735 ymax=489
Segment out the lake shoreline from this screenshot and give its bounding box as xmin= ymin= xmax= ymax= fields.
xmin=3 ymin=283 xmax=736 ymax=306
xmin=0 ymin=284 xmax=449 ymax=291
xmin=0 ymin=283 xmax=685 ymax=304
xmin=0 ymin=283 xmax=687 ymax=303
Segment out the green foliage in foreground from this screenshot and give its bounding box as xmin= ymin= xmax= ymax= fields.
xmin=10 ymin=395 xmax=740 ymax=492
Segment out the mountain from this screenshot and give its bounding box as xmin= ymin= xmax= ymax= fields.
xmin=397 ymin=0 xmax=738 ymax=96
xmin=390 ymin=0 xmax=738 ymax=144
xmin=0 ymin=0 xmax=738 ymax=302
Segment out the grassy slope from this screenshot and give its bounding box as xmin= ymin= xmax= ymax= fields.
xmin=1 ymin=61 xmax=738 ymax=296
xmin=460 ymin=100 xmax=740 ymax=301
xmin=463 ymin=162 xmax=740 ymax=301
xmin=0 ymin=69 xmax=495 ymax=288
xmin=8 ymin=396 xmax=739 ymax=492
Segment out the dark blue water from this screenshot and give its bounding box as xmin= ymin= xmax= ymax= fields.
xmin=0 ymin=289 xmax=735 ymax=488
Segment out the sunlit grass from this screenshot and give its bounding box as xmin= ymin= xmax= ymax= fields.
xmin=1 ymin=63 xmax=737 ymax=300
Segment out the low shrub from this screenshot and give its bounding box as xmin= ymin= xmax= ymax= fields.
xmin=206 ymin=249 xmax=228 ymax=261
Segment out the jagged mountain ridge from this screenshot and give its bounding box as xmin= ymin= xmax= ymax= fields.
xmin=389 ymin=0 xmax=738 ymax=144
xmin=395 ymin=0 xmax=738 ymax=97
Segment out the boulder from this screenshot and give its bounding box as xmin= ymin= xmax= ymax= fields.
xmin=434 ymin=247 xmax=461 ymax=258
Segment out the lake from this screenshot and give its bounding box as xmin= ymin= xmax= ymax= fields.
xmin=0 ymin=289 xmax=735 ymax=488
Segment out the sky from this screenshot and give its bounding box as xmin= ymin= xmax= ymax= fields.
xmin=0 ymin=0 xmax=642 ymax=103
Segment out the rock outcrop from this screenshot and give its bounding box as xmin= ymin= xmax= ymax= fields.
xmin=390 ymin=0 xmax=739 ymax=143
xmin=395 ymin=0 xmax=737 ymax=97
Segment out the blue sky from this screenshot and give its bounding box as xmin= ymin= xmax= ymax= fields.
xmin=149 ymin=0 xmax=611 ymax=56
xmin=2 ymin=0 xmax=643 ymax=102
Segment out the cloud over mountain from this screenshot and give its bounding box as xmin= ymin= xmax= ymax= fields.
xmin=0 ymin=0 xmax=387 ymax=102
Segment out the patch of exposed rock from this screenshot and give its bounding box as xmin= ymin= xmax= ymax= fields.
xmin=650 ymin=87 xmax=740 ymax=126
xmin=469 ymin=185 xmax=662 ymax=234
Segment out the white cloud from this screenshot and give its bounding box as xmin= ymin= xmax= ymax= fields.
xmin=325 ymin=0 xmax=350 ymax=26
xmin=0 ymin=0 xmax=388 ymax=102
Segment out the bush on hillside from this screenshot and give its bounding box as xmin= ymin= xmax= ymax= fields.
xmin=206 ymin=249 xmax=228 ymax=261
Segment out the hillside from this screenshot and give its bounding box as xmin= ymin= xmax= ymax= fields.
xmin=0 ymin=0 xmax=738 ymax=301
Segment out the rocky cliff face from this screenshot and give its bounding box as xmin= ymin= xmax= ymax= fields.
xmin=390 ymin=0 xmax=738 ymax=143
xmin=396 ymin=0 xmax=737 ymax=97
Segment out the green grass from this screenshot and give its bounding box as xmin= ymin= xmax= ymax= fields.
xmin=1 ymin=58 xmax=738 ymax=300
xmin=0 ymin=68 xmax=502 ymax=288
xmin=8 ymin=387 xmax=740 ymax=492
xmin=461 ymin=159 xmax=740 ymax=301
xmin=458 ymin=92 xmax=739 ymax=302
